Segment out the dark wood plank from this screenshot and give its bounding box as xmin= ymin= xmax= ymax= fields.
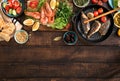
xmin=0 ymin=46 xmax=120 ymax=63
xmin=0 ymin=63 xmax=119 ymax=78
xmin=3 ymin=78 xmax=120 ymax=81
xmin=0 ymin=30 xmax=120 ymax=46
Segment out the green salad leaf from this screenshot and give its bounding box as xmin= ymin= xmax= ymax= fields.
xmin=113 ymin=0 xmax=118 ymax=9
xmin=37 ymin=0 xmax=46 ymax=11
xmin=51 ymin=0 xmax=73 ymax=29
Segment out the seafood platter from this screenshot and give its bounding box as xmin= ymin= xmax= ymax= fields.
xmin=0 ymin=0 xmax=120 ymax=44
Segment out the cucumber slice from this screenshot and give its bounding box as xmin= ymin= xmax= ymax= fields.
xmin=9 ymin=9 xmax=12 ymax=15
xmin=12 ymin=10 xmax=17 ymax=16
xmin=2 ymin=2 xmax=7 ymax=8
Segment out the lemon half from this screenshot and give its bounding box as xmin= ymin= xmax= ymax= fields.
xmin=23 ymin=19 xmax=34 ymax=26
xmin=32 ymin=22 xmax=40 ymax=31
xmin=50 ymin=0 xmax=57 ymax=9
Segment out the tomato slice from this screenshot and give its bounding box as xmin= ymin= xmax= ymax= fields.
xmin=13 ymin=1 xmax=20 ymax=9
xmin=5 ymin=5 xmax=9 ymax=12
xmin=8 ymin=1 xmax=13 ymax=8
xmin=29 ymin=1 xmax=38 ymax=8
xmin=16 ymin=7 xmax=22 ymax=14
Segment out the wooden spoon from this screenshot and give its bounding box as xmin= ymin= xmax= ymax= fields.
xmin=84 ymin=7 xmax=120 ymax=24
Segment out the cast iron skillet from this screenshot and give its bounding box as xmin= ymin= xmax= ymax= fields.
xmin=72 ymin=5 xmax=113 ymax=43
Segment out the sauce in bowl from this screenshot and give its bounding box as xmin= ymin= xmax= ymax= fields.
xmin=73 ymin=0 xmax=90 ymax=8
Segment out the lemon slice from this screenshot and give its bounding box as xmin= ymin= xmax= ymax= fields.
xmin=50 ymin=0 xmax=57 ymax=9
xmin=23 ymin=19 xmax=34 ymax=26
xmin=32 ymin=22 xmax=40 ymax=31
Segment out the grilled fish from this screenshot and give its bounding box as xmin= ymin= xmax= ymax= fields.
xmin=87 ymin=21 xmax=101 ymax=38
xmin=81 ymin=12 xmax=90 ymax=34
xmin=99 ymin=19 xmax=110 ymax=35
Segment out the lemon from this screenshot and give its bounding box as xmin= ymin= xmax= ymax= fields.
xmin=118 ymin=0 xmax=120 ymax=7
xmin=23 ymin=19 xmax=34 ymax=26
xmin=32 ymin=22 xmax=40 ymax=31
xmin=117 ymin=29 xmax=120 ymax=36
xmin=50 ymin=0 xmax=57 ymax=9
xmin=56 ymin=1 xmax=59 ymax=7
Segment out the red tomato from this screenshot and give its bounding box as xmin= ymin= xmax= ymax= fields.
xmin=8 ymin=0 xmax=12 ymax=2
xmin=94 ymin=11 xmax=99 ymax=17
xmin=13 ymin=1 xmax=20 ymax=9
xmin=8 ymin=1 xmax=13 ymax=8
xmin=102 ymin=0 xmax=108 ymax=3
xmin=98 ymin=8 xmax=103 ymax=14
xmin=101 ymin=16 xmax=107 ymax=23
xmin=91 ymin=0 xmax=98 ymax=4
xmin=16 ymin=7 xmax=22 ymax=14
xmin=98 ymin=0 xmax=103 ymax=5
xmin=65 ymin=23 xmax=71 ymax=29
xmin=29 ymin=1 xmax=38 ymax=8
xmin=5 ymin=5 xmax=9 ymax=12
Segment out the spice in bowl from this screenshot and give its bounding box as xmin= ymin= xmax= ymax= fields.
xmin=63 ymin=31 xmax=78 ymax=45
xmin=114 ymin=12 xmax=120 ymax=28
xmin=14 ymin=30 xmax=28 ymax=44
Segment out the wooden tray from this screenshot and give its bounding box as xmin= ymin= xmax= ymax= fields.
xmin=17 ymin=0 xmax=73 ymax=31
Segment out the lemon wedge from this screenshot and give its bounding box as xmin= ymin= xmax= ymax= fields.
xmin=32 ymin=22 xmax=40 ymax=31
xmin=50 ymin=0 xmax=57 ymax=9
xmin=23 ymin=19 xmax=34 ymax=26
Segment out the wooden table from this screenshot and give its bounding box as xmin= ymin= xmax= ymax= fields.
xmin=0 ymin=1 xmax=120 ymax=81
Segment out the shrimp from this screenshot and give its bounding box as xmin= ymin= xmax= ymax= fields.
xmin=44 ymin=2 xmax=53 ymax=17
xmin=40 ymin=17 xmax=48 ymax=25
xmin=24 ymin=12 xmax=40 ymax=19
xmin=40 ymin=7 xmax=46 ymax=18
xmin=48 ymin=16 xmax=54 ymax=24
xmin=40 ymin=7 xmax=48 ymax=25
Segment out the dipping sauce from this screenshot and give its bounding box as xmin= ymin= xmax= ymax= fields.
xmin=114 ymin=12 xmax=120 ymax=28
xmin=14 ymin=30 xmax=28 ymax=44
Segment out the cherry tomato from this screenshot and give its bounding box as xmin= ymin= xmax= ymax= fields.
xmin=91 ymin=0 xmax=98 ymax=4
xmin=16 ymin=7 xmax=22 ymax=14
xmin=8 ymin=0 xmax=12 ymax=2
xmin=101 ymin=16 xmax=107 ymax=23
xmin=5 ymin=5 xmax=9 ymax=12
xmin=102 ymin=0 xmax=108 ymax=3
xmin=65 ymin=23 xmax=71 ymax=30
xmin=98 ymin=0 xmax=103 ymax=6
xmin=94 ymin=11 xmax=99 ymax=17
xmin=13 ymin=1 xmax=20 ymax=9
xmin=98 ymin=8 xmax=103 ymax=14
xmin=29 ymin=1 xmax=38 ymax=8
xmin=8 ymin=1 xmax=12 ymax=8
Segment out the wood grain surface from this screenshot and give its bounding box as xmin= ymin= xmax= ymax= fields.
xmin=0 ymin=0 xmax=120 ymax=81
